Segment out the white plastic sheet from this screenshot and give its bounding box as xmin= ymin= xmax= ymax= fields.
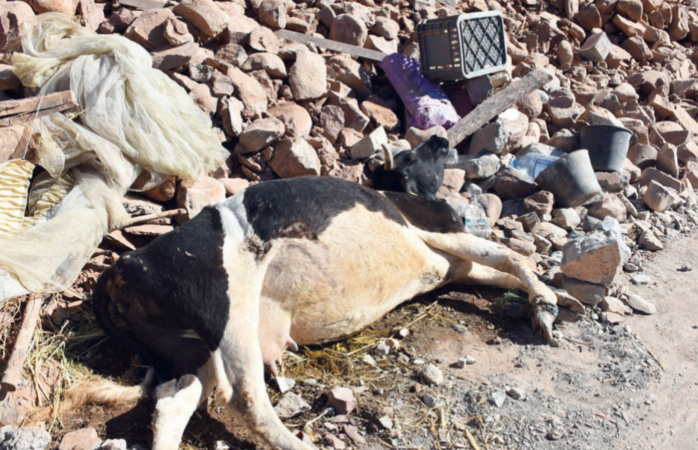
xmin=0 ymin=13 xmax=229 ymax=300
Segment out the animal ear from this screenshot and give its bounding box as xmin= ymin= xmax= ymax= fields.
xmin=382 ymin=144 xmax=394 ymax=170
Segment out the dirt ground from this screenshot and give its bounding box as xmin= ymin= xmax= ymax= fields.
xmin=12 ymin=231 xmax=698 ymax=450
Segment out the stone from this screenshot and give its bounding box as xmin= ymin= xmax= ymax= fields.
xmin=276 ymin=376 xmax=295 ymax=394
xmin=600 ymin=296 xmax=633 ymax=315
xmin=405 ymin=126 xmax=448 ymax=148
xmin=173 ymin=0 xmax=228 ymax=38
xmin=650 ymin=121 xmax=689 ymax=147
xmin=365 ymin=35 xmax=398 ymax=54
xmin=258 ymin=0 xmax=287 ymax=29
xmin=151 ymin=42 xmax=199 ymax=71
xmin=596 ymin=171 xmax=629 ymax=193
xmin=220 ymin=177 xmax=249 ymax=196
xmin=506 ymin=387 xmax=526 ymax=400
xmin=327 ymin=56 xmax=371 ymax=98
xmin=234 ymin=118 xmax=285 ymax=154
xmin=574 ymin=3 xmax=602 ymax=30
xmin=189 ymin=83 xmax=218 ymax=116
xmin=324 ymin=433 xmax=346 ymax=449
xmin=274 ymin=392 xmax=311 ymax=419
xmin=241 ymin=53 xmax=286 ymax=78
xmin=226 ymin=67 xmax=268 ymax=119
xmin=319 ymin=105 xmax=345 ymax=143
xmin=371 ymin=16 xmax=399 ymax=40
xmin=326 ymin=387 xmax=357 ymax=415
xmin=561 ymin=231 xmax=623 ymax=285
xmin=216 ymin=43 xmax=248 ymax=67
xmin=462 ymin=153 xmax=500 ymax=180
xmin=578 ymin=32 xmax=611 ymax=62
xmin=551 ymin=208 xmax=581 ymax=230
xmin=490 ymin=391 xmax=506 ymax=407
xmin=125 ymin=9 xmax=174 ymax=50
xmin=26 ymin=0 xmax=77 ymax=15
xmin=221 ymin=97 xmax=244 ymax=138
xmin=616 ymin=0 xmax=643 ymax=21
xmin=562 ymin=277 xmax=605 ymax=305
xmin=643 ymin=180 xmax=678 ymax=213
xmin=613 ymin=13 xmax=646 ymax=38
xmin=0 ymin=2 xmax=35 ymax=53
xmin=623 ymin=293 xmax=656 ymax=314
xmin=0 ymin=426 xmax=49 ymax=450
xmin=469 ymin=121 xmax=508 ymax=155
xmin=420 ymin=364 xmax=443 ymax=385
xmin=289 ymin=47 xmax=327 ymax=101
xmin=639 ymin=229 xmax=663 ymax=251
xmin=587 ymin=193 xmax=627 ymax=222
xmin=668 ymin=5 xmax=689 ymax=41
xmin=516 ymin=91 xmax=543 ymax=121
xmin=421 ymin=393 xmax=437 ymax=408
xmin=493 ymin=167 xmax=539 ymax=200
xmin=438 ymin=169 xmax=466 ymax=196
xmin=602 ymin=311 xmax=625 ymax=324
xmin=58 ymin=427 xmax=101 ymax=450
xmin=268 ymin=138 xmax=321 ymax=178
xmin=330 ymin=14 xmax=368 ymax=46
xmin=627 ymin=144 xmax=658 ymax=169
xmin=163 ymin=16 xmax=194 ymax=46
xmin=248 ymin=26 xmax=279 ymax=54
xmin=478 ymin=194 xmax=502 ymax=227
xmin=176 ymin=177 xmax=226 ymax=223
xmin=360 ymin=99 xmax=398 ymax=130
xmin=123 ymin=224 xmax=173 ymax=237
xmin=350 ymin=126 xmax=388 ymax=160
xmin=639 ymin=168 xmax=684 ymax=193
xmin=505 ymin=237 xmax=537 ymax=256
xmin=523 ymin=191 xmax=555 ymax=216
xmin=657 ymin=144 xmax=679 ymax=178
xmin=269 ymin=103 xmax=313 ymax=138
xmin=621 ymin=36 xmax=652 ymax=61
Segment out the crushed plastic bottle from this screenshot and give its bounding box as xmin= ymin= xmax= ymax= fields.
xmin=463 ymin=200 xmax=492 ymax=238
xmin=511 ymin=153 xmax=559 ymax=181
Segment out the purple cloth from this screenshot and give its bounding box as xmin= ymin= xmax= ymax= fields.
xmin=379 ymin=53 xmax=460 ymax=130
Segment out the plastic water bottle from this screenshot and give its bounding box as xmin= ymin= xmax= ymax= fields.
xmin=512 ymin=153 xmax=559 ymax=181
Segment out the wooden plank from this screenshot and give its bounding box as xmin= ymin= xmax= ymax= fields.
xmin=1 ymin=294 xmax=43 ymax=393
xmin=0 ymin=90 xmax=78 ymax=120
xmin=447 ymin=68 xmax=553 ymax=148
xmin=274 ymin=29 xmax=386 ymax=62
xmin=118 ymin=0 xmax=166 ymax=10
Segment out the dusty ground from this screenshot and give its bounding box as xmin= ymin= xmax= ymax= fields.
xmin=6 ymin=231 xmax=698 ymax=449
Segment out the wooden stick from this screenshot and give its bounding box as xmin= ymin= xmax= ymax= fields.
xmin=447 ymin=68 xmax=553 ymax=148
xmin=274 ymin=29 xmax=387 ymax=62
xmin=1 ymin=293 xmax=43 ymax=393
xmin=121 ymin=208 xmax=186 ymax=228
xmin=465 ymin=429 xmax=481 ymax=450
xmin=0 ymin=90 xmax=78 ymax=119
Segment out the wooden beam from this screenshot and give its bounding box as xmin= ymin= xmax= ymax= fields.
xmin=1 ymin=294 xmax=43 ymax=393
xmin=447 ymin=68 xmax=553 ymax=148
xmin=274 ymin=29 xmax=386 ymax=62
xmin=0 ymin=90 xmax=78 ymax=119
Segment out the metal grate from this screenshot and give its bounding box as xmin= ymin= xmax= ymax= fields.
xmin=417 ymin=12 xmax=507 ymax=81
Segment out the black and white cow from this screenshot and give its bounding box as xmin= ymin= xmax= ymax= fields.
xmin=86 ymin=175 xmax=560 ymax=449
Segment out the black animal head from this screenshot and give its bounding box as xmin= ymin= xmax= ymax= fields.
xmin=372 ymin=135 xmax=450 ymax=199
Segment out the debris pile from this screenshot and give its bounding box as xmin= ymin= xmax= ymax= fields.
xmin=1 ymin=0 xmax=698 ymax=447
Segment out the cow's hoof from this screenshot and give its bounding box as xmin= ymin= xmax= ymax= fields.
xmin=532 ymin=303 xmax=558 ymax=346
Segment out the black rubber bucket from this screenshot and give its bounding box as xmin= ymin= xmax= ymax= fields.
xmin=578 ymin=125 xmax=634 ymax=172
xmin=535 ymin=150 xmax=602 ymax=207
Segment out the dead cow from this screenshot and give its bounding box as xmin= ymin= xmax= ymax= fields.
xmin=86 ymin=175 xmax=559 ymax=450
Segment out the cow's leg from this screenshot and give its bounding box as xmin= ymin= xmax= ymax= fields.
xmin=151 ymin=375 xmax=203 ymax=450
xmin=421 ymin=231 xmax=558 ymax=341
xmin=218 ymin=301 xmax=310 ymax=450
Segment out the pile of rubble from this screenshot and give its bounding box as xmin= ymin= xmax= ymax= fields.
xmin=2 ymin=0 xmax=698 ymax=446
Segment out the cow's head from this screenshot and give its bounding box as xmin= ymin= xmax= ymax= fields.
xmin=377 ymin=135 xmax=450 ymax=199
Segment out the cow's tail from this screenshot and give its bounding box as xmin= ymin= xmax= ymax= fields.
xmin=27 ymin=369 xmax=154 ymax=424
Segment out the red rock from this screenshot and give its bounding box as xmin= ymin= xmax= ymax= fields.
xmin=176 ymin=177 xmax=226 ymax=223
xmin=173 ymin=0 xmax=228 ymax=38
xmin=268 ymin=138 xmax=321 ymax=178
xmin=125 ymin=9 xmax=174 ymax=50
xmin=58 ymin=427 xmax=101 ymax=450
xmin=289 ymin=47 xmax=327 ymax=101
